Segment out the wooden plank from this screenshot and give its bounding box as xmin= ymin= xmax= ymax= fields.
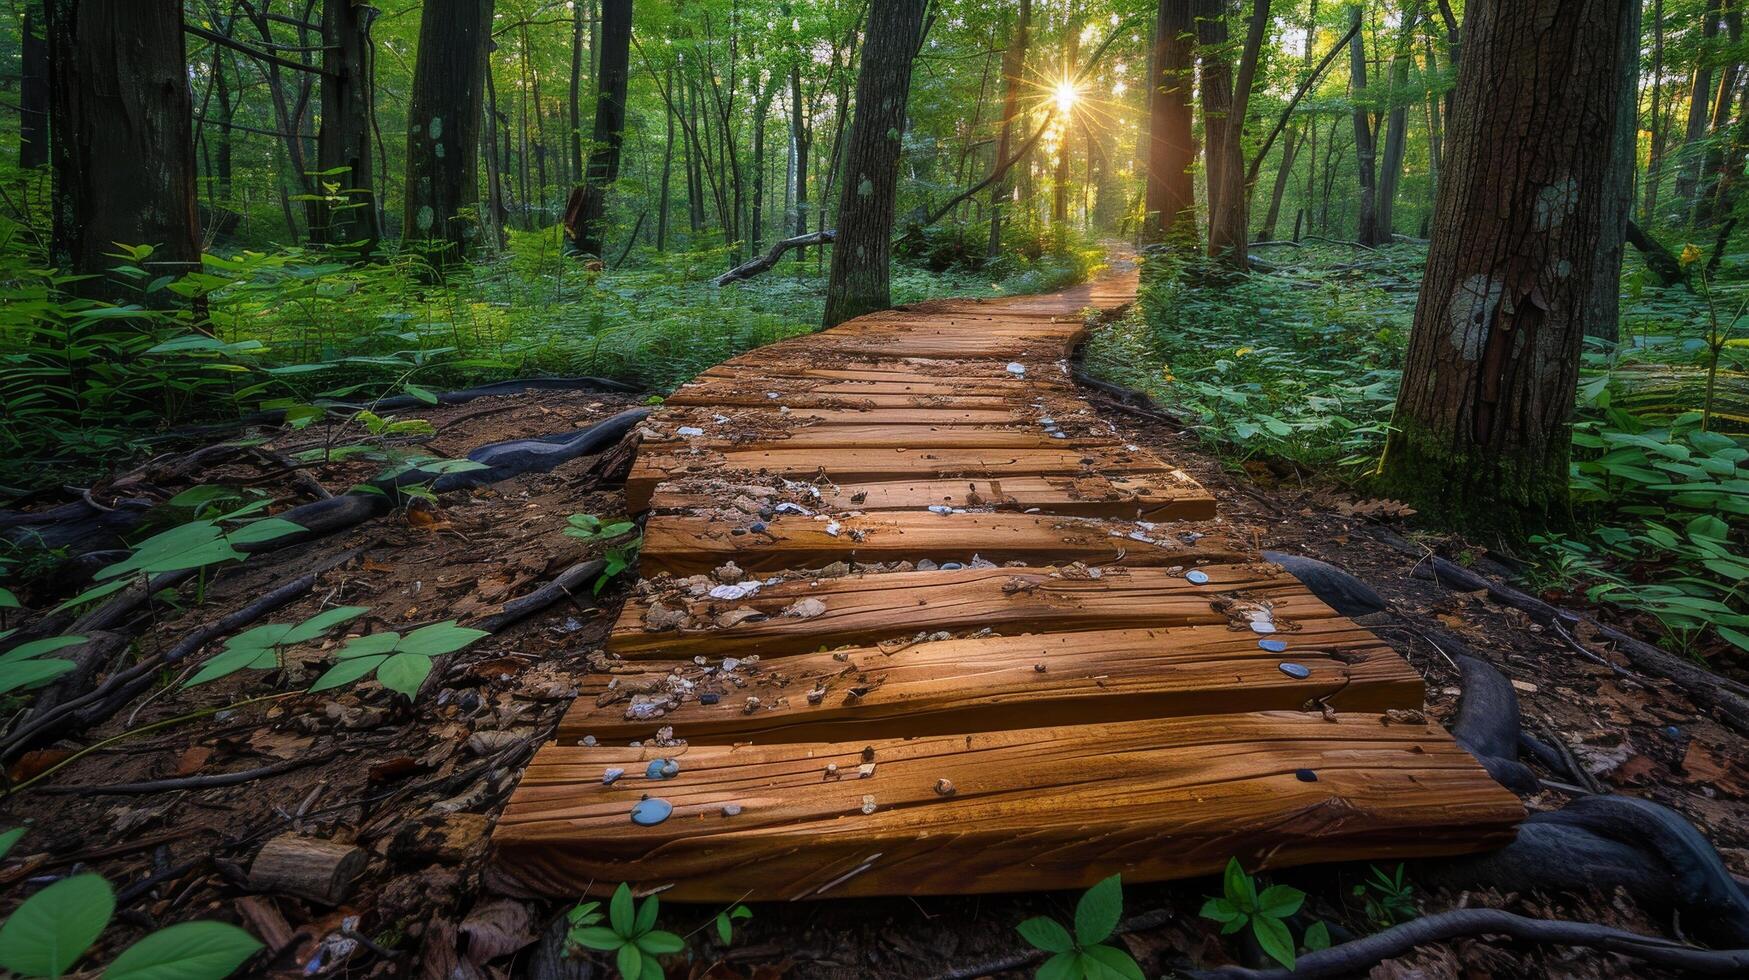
xmin=644 ymin=425 xmax=1110 ymax=452
xmin=490 ymin=711 xmax=1524 ymax=901
xmin=560 ymin=620 xmax=1423 ymax=744
xmin=662 ymin=390 xmax=1024 ymax=409
xmin=641 ymin=473 xmax=1217 ymax=521
xmin=639 ymin=511 xmax=1243 ymax=575
xmin=611 ymin=564 xmax=1339 ymax=659
xmin=663 ymin=407 xmax=1029 ymax=427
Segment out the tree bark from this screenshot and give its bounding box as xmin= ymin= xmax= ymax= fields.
xmin=570 ymin=0 xmax=587 ymax=181
xmin=1644 ymin=0 xmax=1666 ymax=221
xmin=313 ymin=0 xmax=380 ymax=255
xmin=987 ymin=0 xmax=1032 ymax=258
xmin=656 ymin=66 xmax=675 ymax=251
xmin=1144 ymin=0 xmax=1199 ymax=246
xmin=790 ymin=61 xmax=810 ymax=260
xmin=1052 ymin=10 xmax=1083 ymax=230
xmin=1378 ymin=0 xmax=1634 ymax=535
xmin=403 ymin=0 xmax=494 ymax=267
xmin=822 ymin=0 xmax=928 ymax=327
xmin=1208 ymin=0 xmax=1271 ymax=266
xmin=1674 ymin=0 xmax=1722 ymax=208
xmin=564 ymin=0 xmax=631 ymax=259
xmin=1696 ymin=0 xmax=1744 ymax=225
xmin=45 ymin=0 xmax=202 ymax=300
xmin=1349 ymin=4 xmax=1382 ymax=245
xmin=1586 ymin=0 xmax=1642 ymax=342
xmin=1375 ymin=1 xmax=1426 ymax=244
xmin=1196 ymin=0 xmax=1235 ymax=242
xmin=19 ymin=7 xmax=48 ymax=169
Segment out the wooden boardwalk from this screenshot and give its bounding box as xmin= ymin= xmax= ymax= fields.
xmin=490 ymin=268 xmax=1522 ymax=901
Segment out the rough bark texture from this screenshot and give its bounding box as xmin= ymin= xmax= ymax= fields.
xmin=1378 ymin=0 xmax=1634 ymax=535
xmin=1207 ymin=0 xmax=1270 ymax=266
xmin=987 ymin=0 xmax=1031 ymax=258
xmin=19 ymin=7 xmax=47 ymax=169
xmin=314 ymin=0 xmax=381 ymax=255
xmin=1196 ymin=0 xmax=1234 ymax=240
xmin=1374 ymin=1 xmax=1426 ymax=243
xmin=822 ymin=0 xmax=928 ymax=328
xmin=45 ymin=0 xmax=202 ymax=300
xmin=565 ymin=0 xmax=631 ymax=259
xmin=1586 ymin=0 xmax=1642 ymax=342
xmin=402 ymin=0 xmax=494 ymax=266
xmin=1348 ymin=3 xmax=1382 ymax=246
xmin=1144 ymin=0 xmax=1199 ymax=246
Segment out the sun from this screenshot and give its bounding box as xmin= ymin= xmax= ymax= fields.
xmin=1052 ymin=79 xmax=1080 ymax=115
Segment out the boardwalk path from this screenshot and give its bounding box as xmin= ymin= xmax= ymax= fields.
xmin=490 ymin=267 xmax=1522 ymax=901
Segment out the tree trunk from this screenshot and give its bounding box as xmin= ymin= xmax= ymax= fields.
xmin=45 ymin=0 xmax=201 ymax=300
xmin=214 ymin=48 xmax=235 ymax=204
xmin=314 ymin=0 xmax=380 ymax=255
xmin=570 ymin=0 xmax=587 ymax=180
xmin=1349 ymin=4 xmax=1382 ymax=245
xmin=19 ymin=8 xmax=48 ymax=169
xmin=657 ymin=67 xmax=675 ymax=251
xmin=1696 ymin=0 xmax=1743 ymax=225
xmin=1674 ymin=0 xmax=1722 ymax=208
xmin=564 ymin=0 xmax=631 ymax=259
xmin=1257 ymin=2 xmax=1319 ymax=243
xmin=987 ymin=0 xmax=1031 ymax=258
xmin=822 ymin=0 xmax=928 ymax=328
xmin=1144 ymin=0 xmax=1198 ymax=246
xmin=1644 ymin=0 xmax=1666 ymax=221
xmin=403 ymin=0 xmax=494 ymax=267
xmin=1586 ymin=0 xmax=1642 ymax=342
xmin=750 ymin=72 xmax=781 ymax=254
xmin=1424 ymin=34 xmax=1444 ymax=201
xmin=1378 ymin=0 xmax=1634 ymax=536
xmin=1375 ymin=1 xmax=1427 ymax=244
xmin=1207 ymin=0 xmax=1271 ymax=266
xmin=790 ymin=62 xmax=810 ymax=261
xmin=1196 ymin=0 xmax=1235 ymax=242
xmin=1052 ymin=11 xmax=1082 ymax=231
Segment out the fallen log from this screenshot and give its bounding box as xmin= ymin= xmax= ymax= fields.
xmin=248 ymin=834 xmax=367 ymax=906
xmin=712 ymin=231 xmax=836 ymax=287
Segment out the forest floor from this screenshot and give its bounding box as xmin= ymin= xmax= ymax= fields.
xmin=2 ymin=291 xmax=1746 ymax=980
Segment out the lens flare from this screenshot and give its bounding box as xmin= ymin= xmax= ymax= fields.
xmin=1052 ymin=79 xmax=1080 ymax=115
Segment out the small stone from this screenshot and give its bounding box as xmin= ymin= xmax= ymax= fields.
xmin=721 ymin=804 xmax=742 ymax=817
xmin=824 ymin=521 xmax=842 ymax=537
xmin=699 ymin=693 xmax=720 ymax=706
xmin=1250 ymin=620 xmax=1278 ymax=635
xmin=676 ymin=426 xmax=705 ymax=436
xmin=927 ymin=505 xmax=953 ymax=515
xmin=1258 ymin=639 xmax=1288 ymax=653
xmin=940 ymin=562 xmax=964 ymax=570
xmin=934 ymin=778 xmax=956 ymax=797
xmin=743 ymin=696 xmax=761 ymax=714
xmin=646 ymin=759 xmax=678 ymax=780
xmin=861 ymin=795 xmax=878 ymax=815
xmin=1186 ymin=569 xmax=1210 ymax=585
xmin=1005 ymin=362 xmax=1026 ymax=375
xmin=721 ymin=657 xmax=742 ymax=672
xmin=861 ymin=746 xmax=876 ymax=763
xmin=1034 ymin=663 xmax=1047 ymax=673
xmin=603 ymin=767 xmax=625 ymax=786
xmin=826 ymin=763 xmax=840 ymax=777
xmin=1278 ymin=662 xmax=1311 ymax=680
xmin=631 ymin=798 xmax=673 ymax=826
xmin=582 ymin=735 xmax=598 ymax=747
xmin=1294 ymin=769 xmax=1318 ymax=782
xmin=749 ymin=521 xmax=768 ymax=533
xmin=857 ymin=762 xmax=876 ymax=778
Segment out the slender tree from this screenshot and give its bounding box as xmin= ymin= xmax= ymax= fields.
xmin=565 ymin=0 xmax=632 ymax=259
xmin=987 ymin=0 xmax=1032 ymax=258
xmin=403 ymin=0 xmax=494 ymax=266
xmin=313 ymin=0 xmax=381 ymax=255
xmin=1196 ymin=0 xmax=1235 ymax=237
xmin=44 ymin=0 xmax=201 ymax=300
xmin=822 ymin=0 xmax=929 ymax=327
xmin=19 ymin=8 xmax=47 ymax=169
xmin=1206 ymin=0 xmax=1271 ymax=265
xmin=1144 ymin=0 xmax=1199 ymax=246
xmin=1349 ymin=4 xmax=1383 ymax=245
xmin=1673 ymin=0 xmax=1722 ymax=208
xmin=1374 ymin=0 xmax=1427 ymax=244
xmin=1378 ymin=0 xmax=1634 ymax=534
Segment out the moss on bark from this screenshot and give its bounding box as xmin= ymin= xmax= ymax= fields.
xmin=1375 ymin=417 xmax=1571 ymax=540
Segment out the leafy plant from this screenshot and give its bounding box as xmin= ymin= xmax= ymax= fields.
xmin=565 ymin=883 xmax=684 ymax=980
xmin=1015 ymin=873 xmax=1143 ymax=980
xmin=0 ymin=635 xmax=86 ymax=697
xmin=56 ymin=512 xmax=305 ymax=611
xmin=1200 ymin=858 xmax=1326 ymax=970
xmin=713 ymin=905 xmax=752 ymax=946
xmin=184 ymin=606 xmax=370 ymax=687
xmin=308 ymin=620 xmax=489 ymax=698
xmin=564 ymin=514 xmax=643 ymax=593
xmin=1353 ymin=863 xmax=1417 ymax=928
xmin=0 ymin=867 xmax=259 ymax=979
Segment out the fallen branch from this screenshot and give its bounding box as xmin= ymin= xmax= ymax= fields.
xmin=416 ymin=558 xmax=608 ymax=701
xmin=35 ymin=747 xmax=341 ymax=796
xmin=713 ymin=231 xmax=837 ymax=286
xmin=1190 ymin=909 xmax=1749 ymax=978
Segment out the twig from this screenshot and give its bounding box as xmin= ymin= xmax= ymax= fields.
xmin=34 ymin=747 xmax=340 ymax=796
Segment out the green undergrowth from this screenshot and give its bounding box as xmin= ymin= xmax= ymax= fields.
xmin=0 ymin=220 xmax=1100 ymax=495
xmin=1083 ymin=244 xmax=1748 ymax=664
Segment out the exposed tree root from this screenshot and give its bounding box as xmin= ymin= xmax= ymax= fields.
xmin=1449 ymin=654 xmax=1540 ymax=794
xmin=1191 ymin=909 xmax=1749 ymax=979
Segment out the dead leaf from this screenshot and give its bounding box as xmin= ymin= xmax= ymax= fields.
xmin=458 ymin=899 xmax=535 ymax=965
xmin=175 ymin=745 xmax=213 ymax=776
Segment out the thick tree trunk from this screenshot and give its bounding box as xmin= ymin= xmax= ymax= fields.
xmin=822 ymin=0 xmax=928 ymax=328
xmin=1349 ymin=4 xmax=1382 ymax=245
xmin=45 ymin=0 xmax=202 ymax=300
xmin=1674 ymin=0 xmax=1722 ymax=208
xmin=987 ymin=0 xmax=1031 ymax=258
xmin=1207 ymin=0 xmax=1271 ymax=267
xmin=1196 ymin=0 xmax=1234 ymax=241
xmin=1378 ymin=0 xmax=1634 ymax=535
xmin=564 ymin=0 xmax=631 ymax=259
xmin=1144 ymin=0 xmax=1198 ymax=246
xmin=19 ymin=8 xmax=48 ymax=169
xmin=314 ymin=0 xmax=380 ymax=255
xmin=403 ymin=0 xmax=494 ymax=267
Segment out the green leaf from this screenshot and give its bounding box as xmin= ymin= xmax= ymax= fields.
xmin=1080 ymin=943 xmax=1144 ymax=980
xmin=375 ymin=652 xmax=432 ymax=698
xmin=103 ymin=921 xmax=262 ymax=980
xmin=307 ymin=654 xmax=386 ymax=692
xmin=223 ymin=518 xmax=305 ymax=547
xmin=1198 ymin=898 xmax=1240 ymax=924
xmin=1073 ymin=874 xmax=1123 ymax=946
xmin=635 ymin=930 xmax=683 ymax=955
xmin=279 ymin=606 xmax=370 ymax=645
xmin=1035 ymin=951 xmax=1082 ymax=980
xmin=0 ymin=827 xmax=25 ymax=860
xmin=715 ymin=912 xmax=732 ymax=945
xmin=609 ymin=883 xmax=635 ymax=936
xmin=569 ymin=927 xmax=624 ymax=951
xmin=337 ymin=633 xmax=401 ymax=659
xmin=0 ymin=587 xmax=19 ymax=609
xmin=1255 ymin=884 xmax=1305 ymax=919
xmin=1016 ymin=917 xmax=1074 ymax=954
xmin=1222 ymin=858 xmax=1257 ymax=912
xmin=0 ymin=658 xmax=78 ymax=696
xmin=395 ymin=621 xmax=489 ymax=657
xmin=183 ymin=645 xmax=273 ymax=688
xmin=1303 ymin=920 xmax=1331 ymax=953
xmin=0 ymin=635 xmax=87 ymax=665
xmin=404 ymin=384 xmax=438 ymax=405
xmin=634 ymin=895 xmax=660 ymax=935
xmin=616 ymin=942 xmax=643 ymax=980
xmin=0 ymin=873 xmax=115 ymax=978
xmin=52 ymin=576 xmax=134 ymax=613
xmin=1251 ymin=913 xmax=1296 ymax=970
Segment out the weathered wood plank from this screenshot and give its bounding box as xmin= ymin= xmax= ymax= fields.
xmin=490 ymin=711 xmax=1523 ymax=901
xmin=561 ymin=620 xmax=1423 ymax=744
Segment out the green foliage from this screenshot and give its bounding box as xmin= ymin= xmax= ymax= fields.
xmin=1199 ymin=858 xmax=1321 ymax=970
xmin=184 ymin=606 xmax=370 ymax=687
xmin=1352 ymin=864 xmax=1417 ymax=929
xmin=564 ymin=513 xmax=643 ymax=593
xmin=565 ymin=883 xmax=684 ymax=980
xmin=0 ymin=635 xmax=86 ymax=697
xmin=0 ymin=870 xmax=259 ymax=979
xmin=713 ymin=905 xmax=752 ymax=946
xmin=308 ymin=621 xmax=489 ymax=698
xmin=1015 ymin=874 xmax=1143 ymax=980
xmin=54 ymin=511 xmax=304 ymax=612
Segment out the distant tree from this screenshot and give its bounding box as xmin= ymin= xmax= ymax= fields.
xmin=44 ymin=0 xmax=201 ymax=300
xmin=313 ymin=0 xmax=381 ymax=256
xmin=822 ymin=0 xmax=929 ymax=328
xmin=1348 ymin=3 xmax=1383 ymax=246
xmin=403 ymin=0 xmax=495 ymax=267
xmin=986 ymin=0 xmax=1032 ymax=258
xmin=1143 ymin=0 xmax=1197 ymax=246
xmin=1378 ymin=0 xmax=1635 ymax=535
xmin=19 ymin=8 xmax=47 ymax=169
xmin=1204 ymin=0 xmax=1270 ymax=266
xmin=564 ymin=0 xmax=632 ymax=260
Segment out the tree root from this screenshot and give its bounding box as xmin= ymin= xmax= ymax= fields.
xmin=1191 ymin=909 xmax=1749 ymax=978
xmin=1449 ymin=654 xmax=1539 ymax=794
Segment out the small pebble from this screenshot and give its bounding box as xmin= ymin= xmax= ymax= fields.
xmin=721 ymin=804 xmax=743 ymax=817
xmin=1258 ymin=639 xmax=1288 ymax=653
xmin=941 ymin=562 xmax=964 ymax=570
xmin=1033 ymin=663 xmax=1047 ymax=673
xmin=646 ymin=758 xmax=680 ymax=780
xmin=1250 ymin=621 xmax=1278 ymax=635
xmin=1664 ymin=725 xmax=1682 ymax=739
xmin=631 ymin=798 xmax=673 ymax=826
xmin=861 ymin=795 xmax=878 ymax=815
xmin=1295 ymin=769 xmax=1318 ymax=782
xmin=602 ymin=767 xmax=624 ymax=786
xmin=934 ymin=778 xmax=956 ymax=797
xmin=1278 ymin=662 xmax=1311 ymax=680
xmin=699 ymin=693 xmax=720 ymax=705
xmin=826 ymin=763 xmax=839 ymax=776
xmin=858 ymin=762 xmax=877 ymax=778
xmin=1186 ymin=569 xmax=1210 ymax=585
xmin=581 ymin=735 xmax=598 ymax=747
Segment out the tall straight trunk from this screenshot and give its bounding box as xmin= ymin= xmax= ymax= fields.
xmin=240 ymin=5 xmax=318 ymax=236
xmin=750 ymin=73 xmax=781 ymax=253
xmin=823 ymin=0 xmax=928 ymax=328
xmin=988 ymin=0 xmax=1032 ymax=257
xmin=403 ymin=0 xmax=494 ymax=266
xmin=1587 ymin=0 xmax=1642 ymax=342
xmin=45 ymin=0 xmax=201 ymax=299
xmin=1375 ymin=1 xmax=1426 ymax=243
xmin=570 ymin=0 xmax=587 ymax=180
xmin=1696 ymin=1 xmax=1744 ymax=225
xmin=1196 ymin=0 xmax=1234 ymax=240
xmin=1208 ymin=0 xmax=1271 ymax=266
xmin=528 ymin=26 xmax=550 ymax=223
xmin=1380 ymin=0 xmax=1634 ymax=535
xmin=564 ymin=0 xmax=631 ymax=259
xmin=657 ymin=67 xmax=675 ymax=251
xmin=1674 ymin=0 xmax=1722 ymax=207
xmin=683 ymin=76 xmax=704 ymax=233
xmin=19 ymin=8 xmax=48 ymax=168
xmin=1424 ymin=35 xmax=1444 ymax=201
xmin=214 ymin=51 xmax=235 ymax=203
xmin=1645 ymin=0 xmax=1666 ymax=220
xmin=1349 ymin=4 xmax=1382 ymax=245
xmin=516 ymin=32 xmax=532 ymax=228
xmin=482 ymin=77 xmax=508 ymax=253
xmin=314 ymin=0 xmax=380 ymax=255
xmin=790 ymin=62 xmax=811 ymax=260
xmin=1257 ymin=2 xmax=1318 ymax=243
xmin=1053 ymin=12 xmax=1082 ymax=230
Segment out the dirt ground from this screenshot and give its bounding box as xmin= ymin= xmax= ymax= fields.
xmin=2 ymin=372 xmax=1745 ymax=980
